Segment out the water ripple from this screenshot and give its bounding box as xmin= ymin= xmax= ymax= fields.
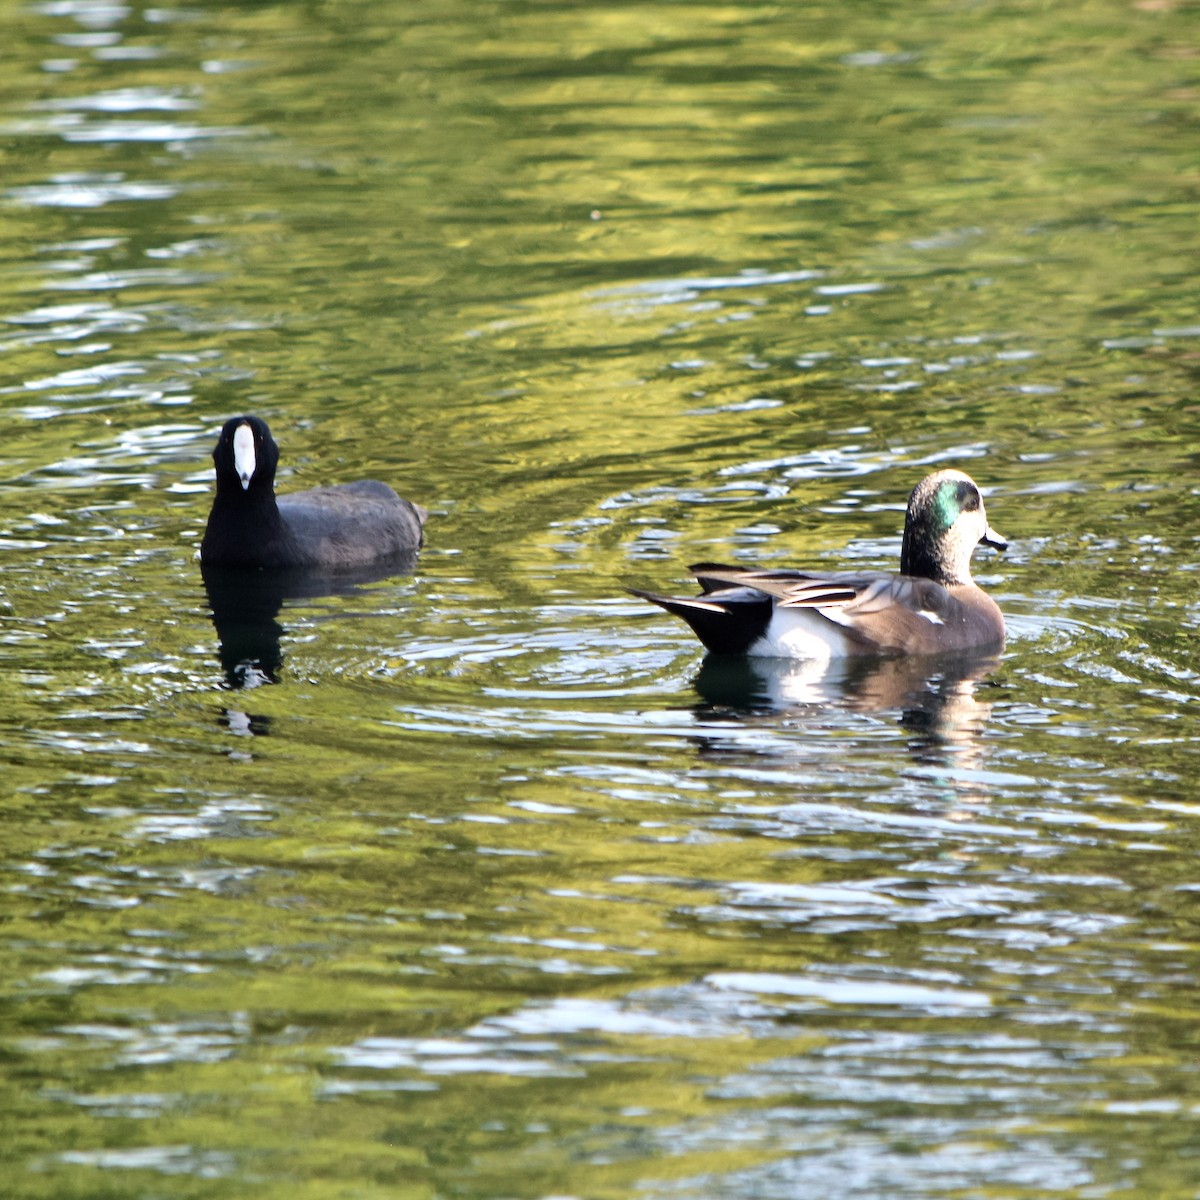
xmin=6 ymin=173 xmax=179 ymax=208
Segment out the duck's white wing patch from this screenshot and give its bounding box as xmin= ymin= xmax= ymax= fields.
xmin=917 ymin=609 xmax=945 ymax=625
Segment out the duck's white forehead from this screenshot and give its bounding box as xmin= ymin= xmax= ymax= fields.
xmin=922 ymin=467 xmax=977 ymax=490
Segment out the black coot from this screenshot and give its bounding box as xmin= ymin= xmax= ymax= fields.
xmin=199 ymin=415 xmax=427 ymax=569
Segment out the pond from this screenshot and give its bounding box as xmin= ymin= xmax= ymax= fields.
xmin=3 ymin=0 xmax=1200 ymax=1196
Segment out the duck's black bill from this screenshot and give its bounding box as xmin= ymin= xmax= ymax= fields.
xmin=981 ymin=525 xmax=1007 ymax=552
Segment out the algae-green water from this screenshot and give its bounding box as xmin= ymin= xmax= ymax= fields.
xmin=3 ymin=1 xmax=1200 ymax=1196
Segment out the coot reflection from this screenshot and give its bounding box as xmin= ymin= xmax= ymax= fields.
xmin=203 ymin=554 xmax=420 ymax=693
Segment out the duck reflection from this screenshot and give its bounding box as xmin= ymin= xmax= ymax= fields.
xmin=692 ymin=649 xmax=1002 ymax=767
xmin=202 ymin=553 xmax=420 ymax=733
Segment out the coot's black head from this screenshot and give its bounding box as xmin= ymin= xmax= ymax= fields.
xmin=212 ymin=415 xmax=280 ymax=497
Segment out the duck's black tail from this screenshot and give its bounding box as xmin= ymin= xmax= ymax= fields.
xmin=628 ymin=587 xmax=771 ymax=657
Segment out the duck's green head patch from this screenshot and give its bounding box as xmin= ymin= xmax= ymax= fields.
xmin=932 ymin=477 xmax=980 ymax=533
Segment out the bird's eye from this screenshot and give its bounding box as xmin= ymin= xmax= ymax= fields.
xmin=954 ymin=479 xmax=980 ymax=512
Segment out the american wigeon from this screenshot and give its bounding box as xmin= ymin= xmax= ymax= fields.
xmin=200 ymin=415 xmax=427 ymax=569
xmin=630 ymin=469 xmax=1007 ymax=658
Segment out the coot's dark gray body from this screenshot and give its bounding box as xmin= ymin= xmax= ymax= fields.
xmin=200 ymin=415 xmax=427 ymax=570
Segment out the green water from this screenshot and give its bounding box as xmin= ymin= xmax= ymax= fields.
xmin=3 ymin=0 xmax=1200 ymax=1196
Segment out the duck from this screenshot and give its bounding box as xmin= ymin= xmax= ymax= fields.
xmin=630 ymin=469 xmax=1007 ymax=659
xmin=199 ymin=414 xmax=427 ymax=570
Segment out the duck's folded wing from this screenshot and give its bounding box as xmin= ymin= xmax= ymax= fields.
xmin=687 ymin=563 xmax=976 ymax=654
xmin=823 ymin=575 xmax=997 ymax=653
xmin=689 ymin=562 xmax=864 ymax=607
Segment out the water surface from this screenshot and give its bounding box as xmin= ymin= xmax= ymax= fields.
xmin=3 ymin=1 xmax=1200 ymax=1197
